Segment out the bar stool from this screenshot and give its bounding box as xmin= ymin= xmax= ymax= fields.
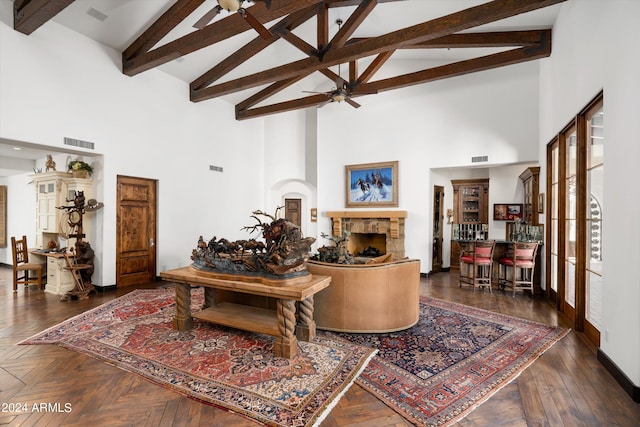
xmin=459 ymin=240 xmax=495 ymax=293
xmin=498 ymin=242 xmax=539 ymax=296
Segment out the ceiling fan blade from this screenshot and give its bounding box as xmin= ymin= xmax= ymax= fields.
xmin=193 ymin=5 xmax=222 ymax=29
xmin=302 ymin=90 xmax=330 ymax=95
xmin=317 ymin=99 xmax=332 ymax=108
xmin=346 ymin=98 xmax=362 ymax=109
xmin=240 ymin=8 xmax=272 ymax=39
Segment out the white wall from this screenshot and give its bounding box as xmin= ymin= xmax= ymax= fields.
xmin=0 ymin=3 xmax=264 ymax=285
xmin=315 ymin=59 xmax=540 ymax=271
xmin=539 ymin=0 xmax=640 ymax=386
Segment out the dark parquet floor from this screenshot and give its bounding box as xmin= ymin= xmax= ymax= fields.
xmin=1 ymin=266 xmax=638 ymax=426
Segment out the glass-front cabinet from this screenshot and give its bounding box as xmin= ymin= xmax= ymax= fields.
xmin=519 ymin=167 xmax=540 ymax=225
xmin=451 ymin=179 xmax=489 ymax=224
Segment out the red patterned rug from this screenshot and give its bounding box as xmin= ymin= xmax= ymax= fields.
xmin=321 ymin=296 xmax=570 ymax=426
xmin=21 ymin=288 xmax=376 ymax=427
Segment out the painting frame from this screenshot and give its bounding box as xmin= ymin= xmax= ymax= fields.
xmin=493 ymin=203 xmax=523 ymax=221
xmin=345 ymin=161 xmax=398 ymax=207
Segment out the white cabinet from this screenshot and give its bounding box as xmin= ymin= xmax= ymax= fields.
xmin=31 ymin=172 xmax=93 ymax=249
xmin=45 ymin=254 xmax=76 ymax=295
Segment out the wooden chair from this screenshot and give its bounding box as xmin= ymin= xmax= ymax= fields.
xmin=11 ymin=235 xmax=46 ymax=292
xmin=459 ymin=240 xmax=495 ymax=293
xmin=498 ymin=242 xmax=539 ymax=296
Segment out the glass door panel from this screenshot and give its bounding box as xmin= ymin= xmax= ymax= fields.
xmin=586 ymin=106 xmax=604 ymax=331
xmin=565 ymin=130 xmax=577 ymax=310
xmin=550 ymin=143 xmax=559 ymax=292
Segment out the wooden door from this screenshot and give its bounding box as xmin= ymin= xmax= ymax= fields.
xmin=116 ymin=176 xmax=157 ymax=287
xmin=284 ymin=198 xmax=301 ymax=227
xmin=432 ymin=186 xmax=444 ymax=273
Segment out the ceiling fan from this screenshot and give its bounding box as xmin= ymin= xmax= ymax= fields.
xmin=193 ymin=0 xmax=272 ymax=39
xmin=303 ymin=73 xmax=362 ymax=109
xmin=302 ymin=20 xmax=370 ymax=109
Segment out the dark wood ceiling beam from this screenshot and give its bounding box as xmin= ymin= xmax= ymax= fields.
xmin=123 ymin=0 xmax=205 ymax=60
xmin=348 ymin=30 xmax=550 ymax=49
xmin=349 ymin=60 xmax=358 ymax=84
xmin=191 ymin=0 xmax=566 ymax=101
xmin=13 ymin=0 xmax=74 ymax=35
xmin=238 ymin=37 xmax=551 ymax=120
xmin=353 ymin=43 xmax=551 ymax=96
xmin=357 ymin=50 xmax=394 ymax=84
xmin=322 ymin=0 xmax=564 ymax=61
xmin=237 ymin=94 xmax=330 ymax=120
xmin=236 ymin=74 xmax=309 ymax=112
xmin=123 ymin=0 xmax=318 ymax=76
xmin=317 ymin=4 xmax=328 ymax=51
xmin=328 ymin=0 xmax=377 ymax=50
xmin=191 ymin=4 xmax=320 ymax=91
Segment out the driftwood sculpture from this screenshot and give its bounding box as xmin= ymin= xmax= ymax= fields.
xmin=191 ymin=208 xmax=315 ymax=279
xmin=311 ymin=231 xmax=354 ymax=264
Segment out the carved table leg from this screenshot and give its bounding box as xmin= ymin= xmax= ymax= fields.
xmin=274 ymin=298 xmax=297 ymax=358
xmin=296 ymin=295 xmax=316 ymax=342
xmin=172 ymin=283 xmax=193 ymax=331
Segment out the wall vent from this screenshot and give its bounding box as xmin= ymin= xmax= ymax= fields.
xmin=87 ymin=8 xmax=108 ymax=22
xmin=471 ymin=155 xmax=488 ymax=163
xmin=64 ymin=137 xmax=95 ymax=150
xmin=209 ymin=165 xmax=223 ymax=172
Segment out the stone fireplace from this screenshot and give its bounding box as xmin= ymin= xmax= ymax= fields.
xmin=326 ymin=211 xmax=407 ymax=260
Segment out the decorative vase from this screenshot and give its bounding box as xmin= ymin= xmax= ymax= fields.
xmin=72 ymin=170 xmax=89 ymax=178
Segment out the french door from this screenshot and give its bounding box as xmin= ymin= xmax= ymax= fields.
xmin=547 ymin=92 xmax=603 ymax=347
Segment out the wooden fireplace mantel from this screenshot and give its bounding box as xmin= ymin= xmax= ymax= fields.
xmin=326 ymin=210 xmax=407 ymax=239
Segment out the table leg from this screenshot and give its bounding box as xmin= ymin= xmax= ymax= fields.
xmin=172 ymin=283 xmax=193 ymax=331
xmin=204 ymin=287 xmax=216 ymax=308
xmin=274 ymin=298 xmax=297 ymax=358
xmin=295 ymin=295 xmax=316 ymax=342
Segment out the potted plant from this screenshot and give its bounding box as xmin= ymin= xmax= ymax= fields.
xmin=68 ymin=160 xmax=93 ymax=178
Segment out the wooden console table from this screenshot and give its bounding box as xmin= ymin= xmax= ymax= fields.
xmin=160 ymin=266 xmax=331 ymax=359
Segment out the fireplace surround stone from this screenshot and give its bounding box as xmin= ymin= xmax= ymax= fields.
xmin=325 ymin=210 xmax=407 ymax=260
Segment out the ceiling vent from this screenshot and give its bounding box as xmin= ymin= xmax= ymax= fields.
xmin=64 ymin=137 xmax=95 ymax=150
xmin=209 ymin=165 xmax=223 ymax=172
xmin=86 ymin=8 xmax=108 ymax=22
xmin=471 ymin=155 xmax=488 ymax=163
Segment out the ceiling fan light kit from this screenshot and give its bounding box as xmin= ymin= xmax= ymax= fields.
xmin=218 ymin=0 xmax=243 ymax=12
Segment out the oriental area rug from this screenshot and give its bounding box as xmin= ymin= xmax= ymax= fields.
xmin=321 ymin=296 xmax=570 ymax=426
xmin=20 ymin=288 xmax=376 ymax=427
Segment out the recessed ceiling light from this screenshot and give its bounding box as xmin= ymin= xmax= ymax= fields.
xmin=13 ymin=147 xmax=22 ymax=151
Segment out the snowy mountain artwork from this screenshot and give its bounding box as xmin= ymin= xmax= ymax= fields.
xmin=345 ymin=161 xmax=398 ymax=207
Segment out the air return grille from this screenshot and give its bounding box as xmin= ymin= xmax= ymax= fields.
xmin=471 ymin=155 xmax=488 ymax=163
xmin=209 ymin=165 xmax=223 ymax=172
xmin=64 ymin=137 xmax=95 ymax=150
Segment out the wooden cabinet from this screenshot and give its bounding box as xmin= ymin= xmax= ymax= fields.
xmin=451 ymin=179 xmax=489 ymax=224
xmin=31 ymin=172 xmax=93 ymax=249
xmin=450 ymin=179 xmax=489 ymax=270
xmin=519 ymin=167 xmax=540 ymax=225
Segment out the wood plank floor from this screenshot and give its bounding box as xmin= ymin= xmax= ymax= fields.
xmin=1 ymin=266 xmax=638 ymax=426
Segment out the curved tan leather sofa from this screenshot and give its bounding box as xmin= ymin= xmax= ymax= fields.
xmin=306 ymin=258 xmax=421 ymax=333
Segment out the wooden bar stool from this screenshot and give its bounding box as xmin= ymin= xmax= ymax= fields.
xmin=459 ymin=240 xmax=495 ymax=293
xmin=498 ymin=242 xmax=539 ymax=296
